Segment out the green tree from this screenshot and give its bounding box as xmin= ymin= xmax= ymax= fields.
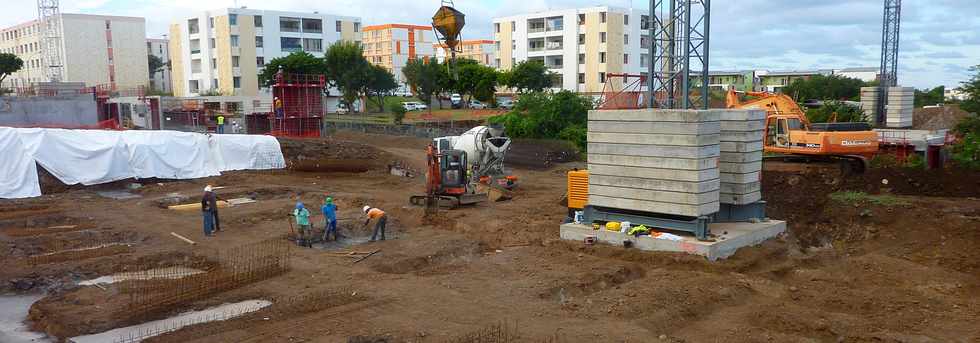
xmin=447 ymin=59 xmax=499 ymax=103
xmin=363 ymin=65 xmax=398 ymax=113
xmin=951 ymin=115 xmax=980 ymax=169
xmin=488 ymin=90 xmax=593 ymax=151
xmin=499 ymin=60 xmax=553 ymax=93
xmin=148 ymin=54 xmax=166 ymax=77
xmin=782 ymin=74 xmax=866 ymax=101
xmin=914 ymin=86 xmax=945 ymax=108
xmin=402 ymin=58 xmax=444 ymax=113
xmin=324 ymin=41 xmax=370 ymax=112
xmin=959 ymin=65 xmax=980 ymax=115
xmin=805 ymin=100 xmax=866 ymax=123
xmin=390 ymin=101 xmax=407 ymax=125
xmin=257 ymin=51 xmax=326 ymax=87
xmin=0 ymin=53 xmax=24 ymax=86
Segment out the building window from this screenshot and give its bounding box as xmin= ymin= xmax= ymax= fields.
xmin=233 ymin=77 xmax=241 ymax=88
xmin=495 ymin=23 xmax=500 ymax=33
xmin=624 ymin=54 xmax=629 ymax=64
xmin=546 ymin=16 xmax=563 ymax=31
xmin=212 ymin=78 xmax=218 ymax=89
xmin=624 ymin=15 xmax=629 ymax=25
xmin=257 ymin=57 xmax=265 ymax=67
xmin=578 ymin=14 xmax=585 ymax=25
xmin=254 ymin=15 xmax=263 ymax=27
xmin=229 ymin=14 xmax=238 ymax=26
xmin=191 ymin=59 xmax=202 ymax=73
xmin=232 ymin=56 xmax=240 ymax=68
xmin=189 ymin=39 xmax=201 ymax=54
xmin=600 ymin=12 xmax=607 ymax=23
xmin=255 ymin=36 xmax=263 ymax=48
xmin=578 ymin=53 xmax=585 ymax=64
xmin=600 ymin=32 xmax=606 ymax=43
xmin=209 ymin=17 xmax=214 ymax=28
xmin=302 ymin=18 xmax=322 ymax=33
xmin=209 ymin=38 xmax=215 ymax=49
xmin=550 ymin=74 xmax=562 ymax=88
xmin=578 ymin=34 xmax=585 ymax=45
xmin=354 ymin=22 xmax=360 ymax=32
xmin=640 ymin=35 xmax=651 ymax=49
xmin=624 ymin=34 xmax=629 ymax=45
xmin=336 ymin=20 xmax=342 ymax=32
xmin=599 ymin=52 xmax=606 ymax=63
xmin=641 ymin=15 xmax=650 ymax=30
xmin=105 ymin=20 xmax=111 ymax=30
xmin=511 ymin=21 xmax=516 ymax=31
xmin=211 ymin=58 xmax=216 ymax=69
xmin=640 ymin=54 xmax=648 ymax=66
xmin=578 ymin=73 xmax=585 ymax=84
xmin=304 ymin=38 xmax=323 ymax=52
xmin=280 ymin=17 xmax=301 ymax=32
xmin=281 ymin=37 xmax=302 ymax=52
xmin=230 ymin=35 xmax=239 ymax=47
xmin=188 ymin=19 xmax=199 ymax=34
xmin=527 ymin=18 xmax=545 ymax=33
xmin=189 ymin=80 xmax=199 ymax=92
xmin=599 ymin=72 xmax=606 ymax=83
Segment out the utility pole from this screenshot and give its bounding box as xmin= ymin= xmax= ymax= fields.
xmin=877 ymin=0 xmax=901 ymax=126
xmin=38 ymin=0 xmax=64 ymax=82
xmin=647 ymin=0 xmax=710 ymax=109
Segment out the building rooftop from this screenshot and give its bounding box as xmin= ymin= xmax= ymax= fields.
xmin=363 ymin=24 xmax=432 ymax=31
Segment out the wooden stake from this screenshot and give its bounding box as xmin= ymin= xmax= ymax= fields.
xmin=171 ymin=232 xmax=197 ymax=245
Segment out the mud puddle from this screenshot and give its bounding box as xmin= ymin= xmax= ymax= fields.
xmin=0 ymin=294 xmax=53 ymax=343
xmin=78 ymin=267 xmax=205 ymax=286
xmin=69 ymin=300 xmax=271 ymax=343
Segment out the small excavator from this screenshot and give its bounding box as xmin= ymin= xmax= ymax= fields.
xmin=726 ymin=88 xmax=879 ymax=173
xmin=410 ymin=143 xmax=486 ymax=210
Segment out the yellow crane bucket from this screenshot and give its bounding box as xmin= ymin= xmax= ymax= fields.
xmin=432 ymin=6 xmax=465 ymax=50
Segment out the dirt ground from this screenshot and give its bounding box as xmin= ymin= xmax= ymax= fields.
xmin=1 ymin=132 xmax=979 ymax=343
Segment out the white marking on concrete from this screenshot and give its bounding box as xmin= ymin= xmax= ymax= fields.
xmin=69 ymin=300 xmax=271 ymax=343
xmin=78 ymin=267 xmax=205 ymax=286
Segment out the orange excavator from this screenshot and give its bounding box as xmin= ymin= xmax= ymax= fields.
xmin=726 ymin=89 xmax=879 ymax=173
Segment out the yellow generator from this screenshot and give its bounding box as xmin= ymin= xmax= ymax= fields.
xmin=566 ymin=169 xmax=589 ymax=217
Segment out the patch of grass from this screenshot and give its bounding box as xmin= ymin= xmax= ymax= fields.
xmin=829 ymin=191 xmax=910 ymax=206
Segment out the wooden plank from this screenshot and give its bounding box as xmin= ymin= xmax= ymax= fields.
xmin=171 ymin=232 xmax=197 ymax=245
xmin=168 ymin=200 xmax=229 ymax=211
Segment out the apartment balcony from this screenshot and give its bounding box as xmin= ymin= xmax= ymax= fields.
xmin=231 ymin=47 xmax=241 ymax=55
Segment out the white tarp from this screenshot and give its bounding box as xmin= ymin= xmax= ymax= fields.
xmin=0 ymin=128 xmax=41 ymax=198
xmin=0 ymin=128 xmax=286 ymax=199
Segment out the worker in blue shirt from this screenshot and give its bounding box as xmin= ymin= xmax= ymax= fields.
xmin=321 ymin=197 xmax=338 ymax=241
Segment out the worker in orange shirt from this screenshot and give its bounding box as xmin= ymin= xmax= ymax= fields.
xmin=362 ymin=205 xmax=388 ymax=241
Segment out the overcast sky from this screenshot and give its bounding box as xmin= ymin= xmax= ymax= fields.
xmin=2 ymin=0 xmax=977 ymax=89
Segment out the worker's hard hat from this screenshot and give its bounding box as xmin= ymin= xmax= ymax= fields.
xmin=204 ymin=185 xmax=213 ymax=192
xmin=325 ymin=197 xmax=333 ymax=204
xmin=363 ymin=206 xmax=371 ymax=213
xmin=296 ymin=202 xmax=304 ymax=209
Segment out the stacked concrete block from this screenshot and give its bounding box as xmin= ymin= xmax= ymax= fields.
xmin=860 ymin=87 xmax=880 ymax=121
xmin=886 ymin=86 xmax=914 ymax=128
xmin=718 ymin=109 xmax=765 ymax=205
xmin=587 ymin=109 xmax=720 ymax=217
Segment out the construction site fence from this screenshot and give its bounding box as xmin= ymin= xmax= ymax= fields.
xmin=323 ymin=120 xmax=485 ymax=139
xmin=124 ymin=237 xmax=291 ymax=320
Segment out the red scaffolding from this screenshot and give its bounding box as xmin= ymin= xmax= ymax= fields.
xmin=266 ymin=72 xmax=325 ymax=137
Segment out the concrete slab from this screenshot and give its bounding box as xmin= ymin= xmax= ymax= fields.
xmin=721 ymin=141 xmax=764 ymax=153
xmin=559 ymin=220 xmax=787 ymax=261
xmin=589 ymin=109 xmax=721 ymax=122
xmin=721 ymin=121 xmax=766 ymax=132
xmin=590 ymin=175 xmax=720 ymax=193
xmin=588 ymin=195 xmax=719 ymax=217
xmin=718 ymin=109 xmax=766 ymax=121
xmin=720 ymin=151 xmax=763 ymax=163
xmin=720 ymin=162 xmax=763 ymax=174
xmin=720 ymin=191 xmax=762 ymax=205
xmin=588 ymin=154 xmax=718 ymax=170
xmin=721 ymin=171 xmax=761 ymax=184
xmin=719 ymin=131 xmax=765 ymax=142
xmin=588 ymin=143 xmax=720 ymax=159
xmin=720 ymin=181 xmax=761 ymax=195
xmin=588 ymin=164 xmax=719 ymax=182
xmin=589 ymin=121 xmax=721 ymax=135
xmin=590 ymin=185 xmax=719 ymax=205
xmin=587 ymin=132 xmax=720 ymax=146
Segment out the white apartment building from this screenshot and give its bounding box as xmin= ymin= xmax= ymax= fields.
xmin=169 ymin=8 xmax=361 ymax=97
xmin=147 ymin=38 xmax=172 ymax=93
xmin=0 ymin=14 xmax=149 ymax=90
xmin=494 ymin=6 xmax=650 ymax=94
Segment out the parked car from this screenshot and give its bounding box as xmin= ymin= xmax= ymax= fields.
xmin=413 ymin=102 xmax=429 ymax=111
xmin=401 ymin=102 xmax=418 ymax=111
xmin=468 ymin=99 xmax=487 ymax=109
xmin=450 ymin=94 xmax=463 ymax=109
xmin=498 ymin=99 xmax=515 ymax=110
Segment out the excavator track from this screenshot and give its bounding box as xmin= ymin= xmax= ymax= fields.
xmin=763 ymin=155 xmax=867 ymax=175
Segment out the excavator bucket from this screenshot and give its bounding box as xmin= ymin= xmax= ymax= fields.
xmin=432 ymin=6 xmax=465 ymax=50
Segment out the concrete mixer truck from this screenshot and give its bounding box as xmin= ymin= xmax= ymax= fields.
xmin=433 ymin=124 xmax=518 ymax=190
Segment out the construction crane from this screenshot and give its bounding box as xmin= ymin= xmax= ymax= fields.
xmin=38 ymin=0 xmax=64 ymax=82
xmin=876 ymin=0 xmax=902 ymax=126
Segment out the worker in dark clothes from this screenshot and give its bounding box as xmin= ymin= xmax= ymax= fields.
xmin=204 ymin=185 xmax=221 ymax=232
xmin=201 ymin=185 xmax=217 ymax=236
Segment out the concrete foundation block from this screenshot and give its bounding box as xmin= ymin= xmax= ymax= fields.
xmin=720 ymin=151 xmax=763 ymax=163
xmin=588 ymin=154 xmax=718 ymax=171
xmin=721 ymin=141 xmax=764 ymax=153
xmin=588 ymin=143 xmax=720 ymax=159
xmin=589 ymin=175 xmax=720 ymax=193
xmin=588 ymin=164 xmax=719 ymax=182
xmin=720 ymin=181 xmax=761 ymax=195
xmin=720 ymin=191 xmax=762 ymax=205
xmin=588 ymin=195 xmax=719 ymax=217
xmin=718 ymin=109 xmax=766 ymax=121
xmin=559 ymin=221 xmax=787 ymax=261
xmin=720 ymin=162 xmax=762 ymax=174
xmin=589 ymin=121 xmax=721 ymax=135
xmin=590 ymin=185 xmax=719 ymax=205
xmin=719 ymin=131 xmax=764 ymax=142
xmin=587 ymin=132 xmax=720 ymax=146
xmin=721 ymin=121 xmax=766 ymax=132
xmin=721 ymin=171 xmax=761 ymax=184
xmin=589 ymin=109 xmax=721 ymax=123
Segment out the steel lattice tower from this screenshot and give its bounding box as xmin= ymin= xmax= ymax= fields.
xmin=38 ymin=0 xmax=64 ymax=82
xmin=876 ymin=0 xmax=901 ymax=125
xmin=646 ymin=0 xmax=711 ymax=109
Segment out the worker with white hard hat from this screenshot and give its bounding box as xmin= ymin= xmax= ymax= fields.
xmin=362 ymin=205 xmax=388 ymax=242
xmin=201 ymin=185 xmax=218 ymax=236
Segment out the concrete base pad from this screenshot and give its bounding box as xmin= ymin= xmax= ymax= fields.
xmin=559 ymin=220 xmax=786 ymax=261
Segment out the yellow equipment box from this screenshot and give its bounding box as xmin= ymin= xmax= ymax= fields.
xmin=567 ymin=169 xmax=589 ymax=211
